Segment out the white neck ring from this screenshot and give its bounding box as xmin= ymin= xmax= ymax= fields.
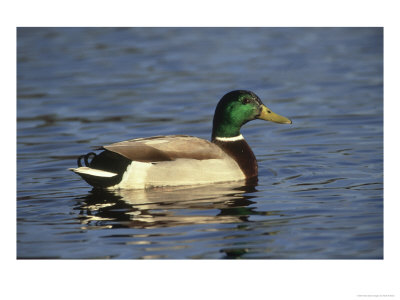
xmin=214 ymin=134 xmax=244 ymax=142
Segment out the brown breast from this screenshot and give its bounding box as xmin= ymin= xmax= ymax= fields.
xmin=212 ymin=138 xmax=258 ymax=180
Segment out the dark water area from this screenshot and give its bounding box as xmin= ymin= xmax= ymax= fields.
xmin=17 ymin=27 xmax=383 ymax=259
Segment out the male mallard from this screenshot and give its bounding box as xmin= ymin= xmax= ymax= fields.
xmin=70 ymin=90 xmax=292 ymax=189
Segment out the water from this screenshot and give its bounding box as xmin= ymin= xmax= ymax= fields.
xmin=17 ymin=28 xmax=383 ymax=259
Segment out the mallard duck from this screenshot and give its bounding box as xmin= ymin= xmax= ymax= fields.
xmin=70 ymin=90 xmax=292 ymax=189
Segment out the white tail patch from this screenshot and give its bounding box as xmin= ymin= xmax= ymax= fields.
xmin=69 ymin=167 xmax=118 ymax=178
xmin=113 ymin=161 xmax=152 ymax=189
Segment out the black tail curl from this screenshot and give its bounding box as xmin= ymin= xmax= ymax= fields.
xmin=75 ymin=150 xmax=131 ymax=188
xmin=77 ymin=152 xmax=97 ymax=167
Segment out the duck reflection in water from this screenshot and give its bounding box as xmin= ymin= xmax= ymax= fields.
xmin=74 ymin=182 xmax=260 ymax=229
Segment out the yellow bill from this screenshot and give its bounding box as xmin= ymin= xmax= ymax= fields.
xmin=257 ymin=105 xmax=292 ymax=124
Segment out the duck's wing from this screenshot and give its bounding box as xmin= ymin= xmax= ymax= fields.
xmin=102 ymin=135 xmax=225 ymax=162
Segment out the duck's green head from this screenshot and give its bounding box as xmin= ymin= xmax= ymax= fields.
xmin=211 ymin=90 xmax=292 ymax=140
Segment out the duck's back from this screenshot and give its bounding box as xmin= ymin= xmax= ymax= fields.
xmin=104 ymin=135 xmax=224 ymax=161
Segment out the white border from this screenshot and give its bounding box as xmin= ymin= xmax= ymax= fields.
xmin=5 ymin=1 xmax=399 ymax=300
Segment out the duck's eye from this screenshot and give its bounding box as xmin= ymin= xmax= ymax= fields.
xmin=242 ymin=98 xmax=251 ymax=104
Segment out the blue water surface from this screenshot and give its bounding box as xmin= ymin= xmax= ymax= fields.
xmin=17 ymin=27 xmax=383 ymax=259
